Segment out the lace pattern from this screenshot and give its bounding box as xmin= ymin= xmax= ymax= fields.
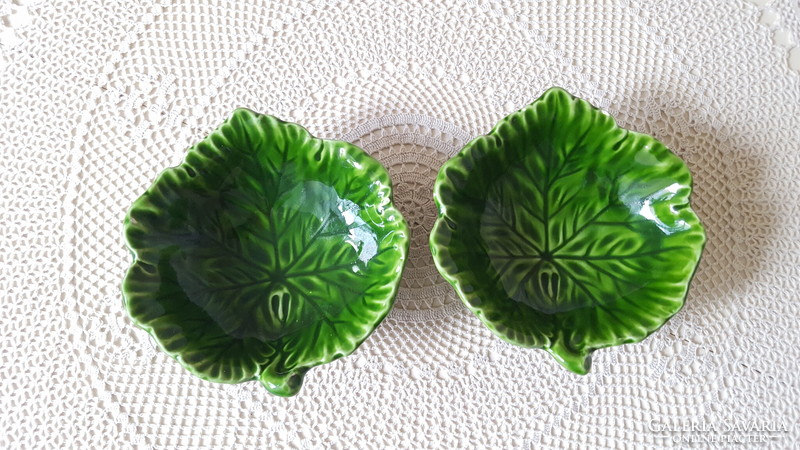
xmin=1 ymin=0 xmax=798 ymax=447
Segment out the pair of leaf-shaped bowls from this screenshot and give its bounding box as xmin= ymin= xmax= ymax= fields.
xmin=122 ymin=88 xmax=706 ymax=396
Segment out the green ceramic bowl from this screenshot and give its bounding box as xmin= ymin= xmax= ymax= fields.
xmin=122 ymin=109 xmax=409 ymax=396
xmin=430 ymin=88 xmax=706 ymax=374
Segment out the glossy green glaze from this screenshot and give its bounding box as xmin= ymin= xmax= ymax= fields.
xmin=122 ymin=109 xmax=409 ymax=396
xmin=430 ymin=88 xmax=706 ymax=374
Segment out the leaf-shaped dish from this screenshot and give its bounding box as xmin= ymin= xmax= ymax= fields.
xmin=430 ymin=88 xmax=706 ymax=374
xmin=122 ymin=109 xmax=409 ymax=396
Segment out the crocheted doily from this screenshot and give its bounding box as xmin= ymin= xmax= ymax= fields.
xmin=1 ymin=0 xmax=798 ymax=447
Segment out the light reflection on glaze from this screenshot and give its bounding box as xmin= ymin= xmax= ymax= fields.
xmin=623 ymin=182 xmax=690 ymax=235
xmin=278 ymin=180 xmax=378 ymax=265
xmin=338 ymin=199 xmax=379 ymax=263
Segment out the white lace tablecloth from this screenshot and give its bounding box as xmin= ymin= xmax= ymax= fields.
xmin=2 ymin=0 xmax=799 ymax=448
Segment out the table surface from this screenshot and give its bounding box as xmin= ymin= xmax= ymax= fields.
xmin=1 ymin=0 xmax=799 ymax=448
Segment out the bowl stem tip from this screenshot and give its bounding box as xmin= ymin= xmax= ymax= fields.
xmin=547 ymin=342 xmax=592 ymax=375
xmin=259 ymin=368 xmax=308 ymax=397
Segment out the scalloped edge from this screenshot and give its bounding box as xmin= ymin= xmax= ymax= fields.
xmin=430 ymin=87 xmax=707 ymax=374
xmin=122 ymin=109 xmax=410 ymax=396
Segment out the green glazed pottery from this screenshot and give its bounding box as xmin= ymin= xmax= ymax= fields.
xmin=122 ymin=109 xmax=409 ymax=396
xmin=430 ymin=87 xmax=706 ymax=374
